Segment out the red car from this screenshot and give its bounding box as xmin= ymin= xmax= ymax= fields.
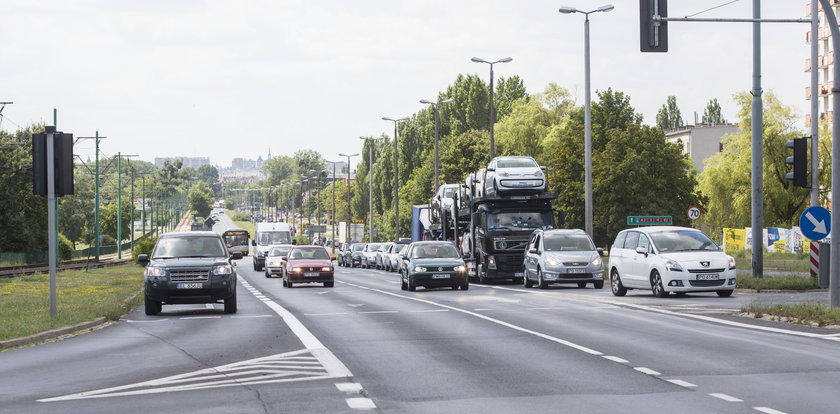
xmin=282 ymin=245 xmax=335 ymax=288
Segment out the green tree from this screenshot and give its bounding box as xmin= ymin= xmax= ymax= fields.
xmin=156 ymin=159 xmax=184 ymax=194
xmin=196 ymin=164 xmax=219 ymax=186
xmin=100 ymin=200 xmax=133 ymax=242
xmin=0 ymin=123 xmax=48 ymax=252
xmin=263 ymin=155 xmax=296 ymax=186
xmin=188 ymin=181 xmax=214 ymax=218
xmin=656 ymin=95 xmax=684 ymax=130
xmin=702 ymin=98 xmax=726 ymax=125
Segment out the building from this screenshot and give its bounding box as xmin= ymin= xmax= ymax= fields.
xmin=665 ymin=124 xmax=739 ymax=173
xmin=154 ymin=157 xmax=210 ymax=169
xmin=805 ymin=1 xmax=835 ymax=127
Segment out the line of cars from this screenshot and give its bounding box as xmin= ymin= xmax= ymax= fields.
xmin=337 ymin=240 xmax=410 ymax=271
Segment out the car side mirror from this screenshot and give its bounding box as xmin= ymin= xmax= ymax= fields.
xmin=486 ymin=167 xmax=495 ymax=172
xmin=251 ymin=240 xmax=256 ymax=246
xmin=635 ymin=246 xmax=648 ymax=257
xmin=596 ymin=248 xmax=604 ymax=257
xmin=231 ymin=252 xmax=243 ymax=260
xmin=281 ymin=256 xmax=287 ymax=261
xmin=529 ymin=249 xmax=540 ymax=255
xmin=138 ymin=254 xmax=149 ymax=264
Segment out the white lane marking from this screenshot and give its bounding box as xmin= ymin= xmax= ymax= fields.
xmin=634 ymin=367 xmax=661 ymax=376
xmin=180 ymin=316 xmax=221 ymax=320
xmin=358 ymin=311 xmax=399 ymax=314
xmin=709 ymin=393 xmax=743 ymax=402
xmin=473 ymin=308 xmax=493 ymax=311
xmin=407 ymin=309 xmax=450 ymax=313
xmin=602 ymin=356 xmax=629 ymax=364
xmin=476 ymin=284 xmax=840 ymax=342
xmin=345 ymin=397 xmax=377 ymax=410
xmin=348 ymin=304 xmax=365 ymax=308
xmin=754 ymin=407 xmax=787 ymax=414
xmin=667 ymin=379 xmax=697 ymax=388
xmin=231 ymin=315 xmax=274 ymax=319
xmin=317 ymin=291 xmax=331 ymax=295
xmin=338 ymin=281 xmax=602 ymax=356
xmin=335 ymin=382 xmax=363 ymax=394
xmin=304 ymin=312 xmax=349 ymax=316
xmin=204 ymin=304 xmax=215 ymax=309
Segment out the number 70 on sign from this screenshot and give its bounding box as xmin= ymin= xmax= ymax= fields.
xmin=687 ymin=206 xmax=702 ymax=221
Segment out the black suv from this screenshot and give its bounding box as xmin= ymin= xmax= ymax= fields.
xmin=139 ymin=231 xmax=242 ymax=315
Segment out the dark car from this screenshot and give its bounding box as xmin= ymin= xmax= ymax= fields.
xmin=400 ymin=241 xmax=469 ymax=291
xmin=139 ymin=231 xmax=242 ymax=315
xmin=349 ymin=243 xmax=367 ymax=268
xmin=283 ymin=245 xmax=335 ymax=288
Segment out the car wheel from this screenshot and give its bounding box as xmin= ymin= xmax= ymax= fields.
xmin=287 ymin=281 xmax=294 ymax=288
xmin=577 ymin=281 xmax=587 ymax=288
xmin=523 ymin=268 xmax=534 ymax=288
xmin=324 ymin=281 xmax=334 ymax=288
xmin=400 ymin=272 xmax=408 ymax=291
xmin=253 ymin=262 xmax=258 ymax=271
xmin=478 ymin=263 xmax=488 ymax=284
xmin=461 ymin=281 xmax=469 ymax=291
xmin=593 ymin=280 xmax=604 ymax=289
xmin=407 ymin=276 xmax=417 ymax=292
xmin=264 ymin=270 xmax=270 ymax=278
xmin=716 ymin=290 xmax=733 ymax=297
xmin=224 ymin=293 xmax=237 ymax=314
xmin=611 ymin=269 xmax=627 ymax=297
xmin=537 ymin=269 xmax=548 ymax=289
xmin=651 ymin=270 xmax=669 ymax=297
xmin=144 ymin=295 xmax=161 ymax=316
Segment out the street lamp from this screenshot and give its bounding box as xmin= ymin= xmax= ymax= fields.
xmin=339 ymin=153 xmax=359 ymax=243
xmin=471 ymin=56 xmax=512 ymax=159
xmin=359 ymin=136 xmax=384 ymax=242
xmin=419 ymin=98 xmax=454 ymax=190
xmin=558 ymin=3 xmax=614 ymax=239
xmin=382 ymin=116 xmax=409 ymax=240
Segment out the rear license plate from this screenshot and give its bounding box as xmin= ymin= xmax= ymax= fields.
xmin=696 ymin=274 xmax=719 ymax=280
xmin=514 ymin=272 xmax=524 ymax=277
xmin=432 ymin=274 xmax=450 ymax=279
xmin=304 ymin=272 xmax=320 ymax=277
xmin=567 ymin=268 xmax=586 ymax=274
xmin=178 ymin=283 xmax=204 ymax=289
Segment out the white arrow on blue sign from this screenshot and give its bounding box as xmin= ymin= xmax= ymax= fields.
xmin=799 ymin=206 xmax=831 ymax=241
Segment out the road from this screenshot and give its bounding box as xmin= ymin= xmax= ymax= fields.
xmin=1 ymin=256 xmax=838 ymax=413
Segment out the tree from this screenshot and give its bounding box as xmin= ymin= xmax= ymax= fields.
xmin=0 ymin=123 xmax=48 ymax=252
xmin=656 ymin=95 xmax=684 ymax=130
xmin=702 ymin=98 xmax=726 ymax=125
xmin=495 ymin=84 xmax=575 ymax=159
xmin=188 ymin=181 xmax=214 ymax=218
xmin=156 ymin=159 xmax=184 ymax=194
xmin=100 ymin=200 xmax=133 ymax=242
xmin=196 ymin=165 xmax=219 ymax=187
xmin=263 ymin=155 xmax=296 ymax=186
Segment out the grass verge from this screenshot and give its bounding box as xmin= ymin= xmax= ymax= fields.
xmin=741 ymin=302 xmax=840 ymax=328
xmin=735 ymin=273 xmax=820 ymax=291
xmin=0 ymin=263 xmax=143 ymax=342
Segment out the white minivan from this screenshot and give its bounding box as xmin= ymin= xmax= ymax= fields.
xmin=608 ymin=226 xmax=736 ymax=298
xmin=252 ymin=222 xmax=293 ymax=271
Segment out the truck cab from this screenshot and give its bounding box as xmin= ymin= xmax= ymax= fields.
xmin=252 ymin=222 xmax=293 ymax=271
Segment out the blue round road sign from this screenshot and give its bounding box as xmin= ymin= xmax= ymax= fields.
xmin=799 ymin=206 xmax=831 ymax=241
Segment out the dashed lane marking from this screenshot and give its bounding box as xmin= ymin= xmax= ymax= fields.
xmin=346 ymin=397 xmax=377 ymax=410
xmin=634 ymin=367 xmax=661 ymax=376
xmin=602 ymin=356 xmax=629 ymax=364
xmin=335 ymin=382 xmax=363 ymax=394
xmin=754 ymin=407 xmax=787 ymax=414
xmin=667 ymin=379 xmax=697 ymax=388
xmin=709 ymin=393 xmax=743 ymax=402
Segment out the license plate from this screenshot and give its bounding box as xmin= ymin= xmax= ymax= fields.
xmin=178 ymin=283 xmax=204 ymax=289
xmin=696 ymin=274 xmax=719 ymax=280
xmin=304 ymin=272 xmax=320 ymax=277
xmin=432 ymin=274 xmax=450 ymax=279
xmin=514 ymin=272 xmax=524 ymax=277
xmin=567 ymin=268 xmax=586 ymax=274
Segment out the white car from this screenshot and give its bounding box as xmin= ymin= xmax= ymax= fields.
xmin=608 ymin=226 xmax=736 ymax=298
xmin=431 ymin=184 xmax=461 ymax=222
xmin=483 ymin=156 xmax=546 ymax=196
xmin=264 ymin=244 xmax=293 ymax=278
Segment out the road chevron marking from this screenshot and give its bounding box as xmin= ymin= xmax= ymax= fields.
xmin=39 ymin=349 xmax=335 ymax=402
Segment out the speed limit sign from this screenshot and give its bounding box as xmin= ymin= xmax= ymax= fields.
xmin=687 ymin=206 xmax=702 ymax=221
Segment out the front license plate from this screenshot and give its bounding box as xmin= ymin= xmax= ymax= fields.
xmin=567 ymin=268 xmax=587 ymax=274
xmin=432 ymin=274 xmax=450 ymax=279
xmin=514 ymin=272 xmax=524 ymax=277
xmin=178 ymin=283 xmax=204 ymax=289
xmin=696 ymin=274 xmax=719 ymax=280
xmin=304 ymin=272 xmax=320 ymax=277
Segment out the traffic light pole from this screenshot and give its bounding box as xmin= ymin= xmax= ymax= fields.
xmin=46 ymin=128 xmax=58 ymax=317
xmin=819 ymin=0 xmax=840 ymax=308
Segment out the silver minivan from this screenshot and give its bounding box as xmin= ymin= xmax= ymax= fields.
xmin=522 ymin=229 xmax=604 ymax=289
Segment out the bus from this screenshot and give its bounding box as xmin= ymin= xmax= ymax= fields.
xmin=222 ymin=228 xmax=250 ymax=256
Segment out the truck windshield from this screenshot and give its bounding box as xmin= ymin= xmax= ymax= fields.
xmin=487 ymin=211 xmax=552 ymax=231
xmin=259 ymin=231 xmax=291 ymax=245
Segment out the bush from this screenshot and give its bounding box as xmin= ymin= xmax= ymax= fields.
xmin=58 ymin=234 xmax=75 ymax=260
xmin=133 ymin=236 xmax=158 ymax=264
xmin=231 ymin=212 xmax=250 ymax=222
xmin=100 ymin=234 xmax=117 ymax=246
xmin=293 ymin=236 xmax=309 ymax=245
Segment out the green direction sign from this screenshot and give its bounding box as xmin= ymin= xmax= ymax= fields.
xmin=627 ymin=216 xmax=672 ymax=226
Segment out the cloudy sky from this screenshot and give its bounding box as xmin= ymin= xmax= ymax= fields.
xmin=0 ymin=1 xmax=810 ymax=168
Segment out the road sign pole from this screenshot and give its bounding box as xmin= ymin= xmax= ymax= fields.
xmin=820 ymin=0 xmax=840 ymax=308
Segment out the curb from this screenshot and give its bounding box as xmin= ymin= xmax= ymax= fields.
xmin=0 ymin=317 xmax=108 ymax=349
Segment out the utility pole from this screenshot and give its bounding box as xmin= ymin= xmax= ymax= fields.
xmin=77 ymin=132 xmax=106 ymax=260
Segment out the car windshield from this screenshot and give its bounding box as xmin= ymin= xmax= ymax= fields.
xmin=411 ymin=244 xmax=459 ymax=259
xmin=379 ymin=244 xmax=392 ymax=252
xmin=367 ymin=243 xmax=381 ymax=251
xmin=259 ymin=231 xmax=291 ymax=245
xmin=442 ymin=187 xmax=457 ymax=197
xmin=650 ymin=230 xmax=721 ymax=252
xmin=487 ymin=211 xmax=553 ymax=230
xmin=153 ymin=236 xmax=226 ymax=258
xmin=268 ymin=246 xmax=291 ymax=256
xmin=543 ymin=234 xmax=595 ymax=251
xmin=396 ymin=244 xmax=409 ymax=254
xmin=289 ymin=247 xmax=330 ymax=260
xmin=497 ymin=157 xmax=537 ymax=168
xmin=352 ymin=244 xmax=366 ymax=252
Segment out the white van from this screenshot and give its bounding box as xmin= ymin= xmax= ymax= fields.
xmin=252 ymin=222 xmax=293 ymax=271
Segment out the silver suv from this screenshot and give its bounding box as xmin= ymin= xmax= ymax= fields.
xmin=522 ymin=229 xmax=604 ymax=289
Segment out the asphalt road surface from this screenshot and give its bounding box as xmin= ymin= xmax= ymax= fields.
xmin=1 ymin=256 xmax=838 ymax=413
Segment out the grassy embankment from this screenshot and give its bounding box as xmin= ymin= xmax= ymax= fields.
xmin=0 ymin=264 xmax=143 ymax=342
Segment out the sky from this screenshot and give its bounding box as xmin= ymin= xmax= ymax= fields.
xmin=0 ymin=1 xmax=812 ymax=168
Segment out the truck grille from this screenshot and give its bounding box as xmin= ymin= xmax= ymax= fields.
xmin=495 ymin=254 xmax=524 ymax=272
xmin=169 ymin=269 xmax=211 ymax=283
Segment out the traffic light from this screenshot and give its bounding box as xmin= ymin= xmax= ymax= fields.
xmin=640 ymin=0 xmax=668 ymax=52
xmin=32 ymin=126 xmax=74 ymax=196
xmin=785 ymin=137 xmax=808 ymax=188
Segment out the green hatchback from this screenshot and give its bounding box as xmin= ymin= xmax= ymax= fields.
xmin=400 ymin=241 xmax=469 ymax=291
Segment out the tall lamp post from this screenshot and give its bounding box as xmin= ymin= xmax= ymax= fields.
xmin=339 ymin=153 xmax=359 ymax=243
xmin=359 ymin=136 xmax=384 ymax=242
xmin=471 ymin=56 xmax=512 ymax=159
xmin=115 ymin=153 xmax=138 ymax=259
xmin=419 ymin=99 xmax=454 ymax=190
xmin=382 ymin=116 xmax=409 ymax=240
xmin=558 ymin=3 xmax=614 ymax=238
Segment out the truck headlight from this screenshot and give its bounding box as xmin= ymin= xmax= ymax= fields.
xmin=487 ymin=256 xmax=496 ymax=270
xmin=213 ymin=264 xmax=233 ymax=275
xmin=145 ymin=266 xmax=167 ymax=277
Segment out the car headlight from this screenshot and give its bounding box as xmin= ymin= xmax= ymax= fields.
xmin=213 ymin=264 xmax=233 ymax=275
xmin=146 ymin=266 xmax=166 ymax=277
xmin=321 ymin=266 xmax=331 ymax=271
xmin=728 ymin=256 xmax=736 ymax=270
xmin=268 ymin=260 xmax=282 ymax=267
xmin=534 ymin=170 xmax=543 ymax=177
xmin=499 ymin=171 xmax=509 ymax=177
xmin=545 ymin=257 xmax=560 ymax=266
xmin=663 ymin=258 xmax=684 ymax=272
xmin=454 ymin=265 xmax=466 ymax=272
xmin=591 ymin=257 xmax=602 ymax=267
xmin=414 ymin=266 xmax=427 ymax=272
xmin=292 ymin=267 xmax=303 ymax=273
